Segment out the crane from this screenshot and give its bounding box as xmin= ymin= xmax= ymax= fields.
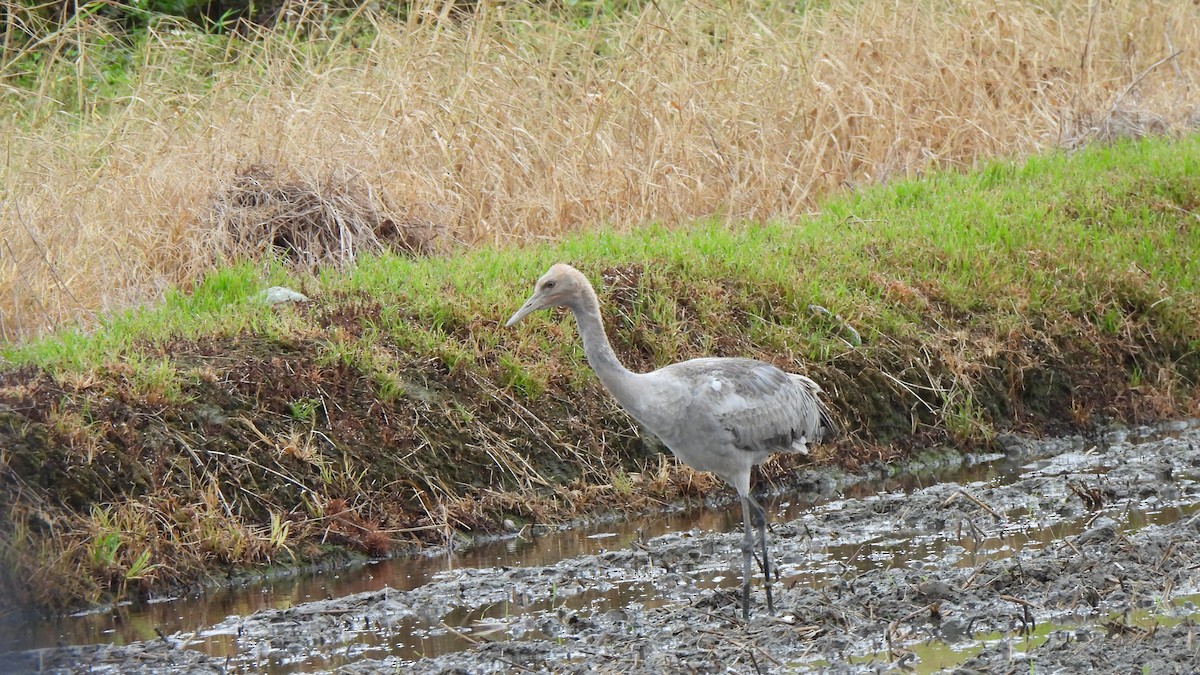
xmin=506 ymin=263 xmax=836 ymax=620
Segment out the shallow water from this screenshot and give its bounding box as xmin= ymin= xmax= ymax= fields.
xmin=0 ymin=450 xmax=1004 ymax=659
xmin=6 ymin=420 xmax=1200 ymax=674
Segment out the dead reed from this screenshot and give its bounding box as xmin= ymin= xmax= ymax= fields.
xmin=1 ymin=0 xmax=1198 ymax=340
xmin=208 ymin=163 xmax=442 ymax=266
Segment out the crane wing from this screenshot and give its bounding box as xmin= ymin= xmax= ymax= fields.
xmin=675 ymin=358 xmax=831 ymax=455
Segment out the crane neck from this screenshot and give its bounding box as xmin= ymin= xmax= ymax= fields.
xmin=566 ymin=290 xmax=644 ymax=411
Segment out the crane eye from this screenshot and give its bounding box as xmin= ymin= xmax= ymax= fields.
xmin=542 ymin=280 xmax=556 ymax=290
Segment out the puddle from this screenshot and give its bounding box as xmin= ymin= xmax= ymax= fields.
xmin=5 ymin=420 xmax=1200 ymax=674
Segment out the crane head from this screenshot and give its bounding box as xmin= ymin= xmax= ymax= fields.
xmin=505 ymin=263 xmax=585 ymax=327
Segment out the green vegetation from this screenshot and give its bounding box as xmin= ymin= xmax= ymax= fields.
xmin=1 ymin=135 xmax=1199 ymax=613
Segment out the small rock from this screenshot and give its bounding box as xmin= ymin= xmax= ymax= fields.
xmin=258 ymin=286 xmax=309 ymax=305
xmin=1076 ymin=518 xmax=1118 ymax=544
xmin=915 ymin=579 xmax=956 ymax=600
xmin=994 ymin=433 xmax=1030 ymax=456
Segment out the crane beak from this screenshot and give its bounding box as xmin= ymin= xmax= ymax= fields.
xmin=505 ymin=293 xmax=541 ymax=327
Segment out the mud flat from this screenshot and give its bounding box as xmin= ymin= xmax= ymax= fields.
xmin=5 ymin=421 xmax=1200 ymax=674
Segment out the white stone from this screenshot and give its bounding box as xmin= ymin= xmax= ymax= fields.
xmin=258 ymin=286 xmax=309 ymax=305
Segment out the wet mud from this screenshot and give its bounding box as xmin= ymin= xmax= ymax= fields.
xmin=5 ymin=421 xmax=1200 ymax=674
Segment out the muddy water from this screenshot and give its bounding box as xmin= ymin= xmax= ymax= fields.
xmin=1 ymin=456 xmax=996 ymax=661
xmin=6 ymin=420 xmax=1200 ymax=674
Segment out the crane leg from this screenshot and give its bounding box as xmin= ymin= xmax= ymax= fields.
xmin=748 ymin=496 xmax=775 ymax=615
xmin=739 ymin=496 xmax=756 ymax=621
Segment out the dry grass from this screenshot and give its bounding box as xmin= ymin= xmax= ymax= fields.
xmin=209 ymin=163 xmax=442 ymax=266
xmin=2 ymin=0 xmax=1199 ymax=341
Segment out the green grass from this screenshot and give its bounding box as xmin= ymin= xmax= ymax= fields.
xmin=2 ymin=262 xmax=286 ymax=370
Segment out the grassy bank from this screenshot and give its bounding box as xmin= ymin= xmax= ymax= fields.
xmin=2 ymin=0 xmax=1198 ymax=340
xmin=1 ymin=135 xmax=1199 ymax=614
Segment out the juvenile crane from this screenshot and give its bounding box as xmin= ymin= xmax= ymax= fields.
xmin=506 ymin=264 xmax=835 ymax=620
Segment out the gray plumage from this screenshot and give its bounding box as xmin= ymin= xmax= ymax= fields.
xmin=506 ymin=263 xmax=835 ymax=620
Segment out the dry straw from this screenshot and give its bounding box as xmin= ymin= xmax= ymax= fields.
xmin=207 ymin=163 xmax=442 ymax=266
xmin=1 ymin=0 xmax=1198 ymax=340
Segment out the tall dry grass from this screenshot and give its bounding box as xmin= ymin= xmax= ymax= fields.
xmin=1 ymin=0 xmax=1198 ymax=341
